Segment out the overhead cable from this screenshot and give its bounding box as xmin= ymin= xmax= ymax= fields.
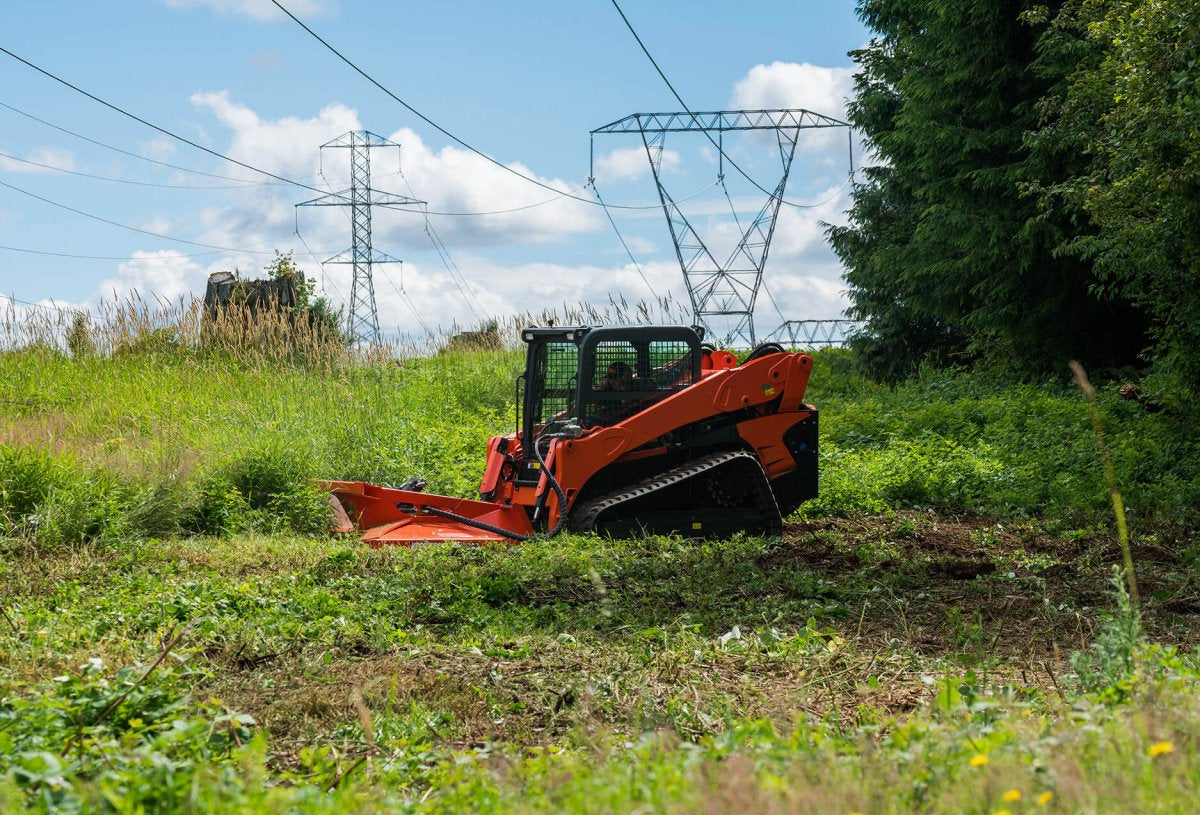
xmin=0 ymin=176 xmax=294 ymax=255
xmin=268 ymin=0 xmax=680 ymax=212
xmin=0 ymin=47 xmax=334 ymax=196
xmin=0 ymin=100 xmax=285 ymax=186
xmin=1 ymin=51 xmax=669 ymax=217
xmin=0 ymin=291 xmax=97 ymax=318
xmin=588 ymin=181 xmax=658 ymax=300
xmin=0 ymin=241 xmax=274 ymax=261
xmin=0 ymin=147 xmax=274 ymax=190
xmin=396 ymin=167 xmax=486 ymax=322
xmin=607 ymin=0 xmax=851 ymax=210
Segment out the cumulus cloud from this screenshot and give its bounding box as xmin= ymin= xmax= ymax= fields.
xmin=0 ymin=147 xmax=77 ymax=174
xmin=377 ymin=127 xmax=599 ymax=247
xmin=184 ymin=93 xmax=600 ymax=251
xmin=97 ymin=251 xmax=210 ymax=303
xmin=161 ymin=0 xmax=328 ymax=22
xmin=73 ymin=73 xmax=854 ymax=336
xmin=731 ymin=62 xmax=854 ymax=119
xmin=66 ymin=93 xmax=608 ymax=331
xmin=593 ymin=146 xmax=680 ymax=182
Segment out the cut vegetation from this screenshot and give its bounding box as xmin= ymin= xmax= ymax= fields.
xmin=1 ymin=335 xmax=1198 ymax=813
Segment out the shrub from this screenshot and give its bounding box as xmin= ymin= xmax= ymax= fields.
xmin=0 ymin=446 xmax=64 ymax=528
xmin=188 ymin=444 xmax=329 ymax=537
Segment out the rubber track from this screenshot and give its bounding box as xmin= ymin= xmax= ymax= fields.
xmin=568 ymin=449 xmax=783 ymax=536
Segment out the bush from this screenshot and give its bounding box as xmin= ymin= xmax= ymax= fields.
xmin=0 ymin=446 xmax=64 ymax=528
xmin=188 ymin=444 xmax=329 ymax=537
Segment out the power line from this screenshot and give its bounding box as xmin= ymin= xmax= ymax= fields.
xmin=423 ymin=222 xmax=483 ymax=323
xmin=376 ymin=263 xmax=432 ymax=336
xmin=759 ymin=278 xmax=788 ymax=326
xmin=386 ymin=187 xmax=589 ymax=217
xmin=0 ymin=241 xmax=274 ymax=261
xmin=268 ymin=0 xmax=684 ymax=213
xmin=0 ymin=147 xmax=274 ymax=190
xmin=1 ymin=51 xmax=667 ymax=217
xmin=0 ymin=291 xmax=97 ymax=319
xmin=0 ymin=176 xmax=291 ymax=255
xmin=607 ymin=0 xmax=848 ymax=210
xmin=0 ymin=47 xmax=334 ymax=197
xmin=588 ymin=181 xmax=658 ymax=300
xmin=395 ymin=167 xmax=486 ymax=323
xmin=0 ymin=100 xmax=285 ymax=186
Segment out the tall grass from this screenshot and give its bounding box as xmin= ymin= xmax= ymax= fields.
xmin=2 ymin=291 xmax=695 ymax=364
xmin=1 ymin=300 xmax=1197 ymax=546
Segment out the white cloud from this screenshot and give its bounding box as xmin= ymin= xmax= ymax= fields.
xmin=70 ymin=80 xmax=852 ymax=338
xmin=161 ymin=0 xmax=327 ymax=22
xmin=0 ymin=147 xmax=77 ymax=174
xmin=184 ymin=94 xmax=600 ymax=251
xmin=594 ymin=146 xmax=681 ymax=182
xmin=767 ymin=183 xmax=853 ymax=260
xmin=730 ymin=61 xmax=858 ymax=157
xmin=141 ymin=137 xmax=177 ymax=162
xmin=378 ymin=127 xmax=599 ymax=247
xmin=134 ymin=216 xmax=176 ymax=237
xmin=190 ymin=91 xmax=359 ymax=180
xmin=97 ymin=251 xmax=209 ymax=303
xmin=731 ymin=62 xmax=854 ymax=119
xmin=71 ymin=93 xmax=609 ymax=331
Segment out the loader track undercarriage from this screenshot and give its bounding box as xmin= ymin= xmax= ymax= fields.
xmin=568 ymin=450 xmax=784 ymax=538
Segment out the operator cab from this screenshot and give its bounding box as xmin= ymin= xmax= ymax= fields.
xmin=518 ymin=325 xmax=703 ymax=445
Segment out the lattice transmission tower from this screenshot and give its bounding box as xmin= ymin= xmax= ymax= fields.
xmin=764 ymin=319 xmax=863 ymax=348
xmin=297 ymin=131 xmax=424 ymax=345
xmin=591 ymin=110 xmax=847 ymax=346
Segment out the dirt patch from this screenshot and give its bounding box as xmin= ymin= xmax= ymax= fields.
xmin=778 ymin=511 xmax=1200 ymax=659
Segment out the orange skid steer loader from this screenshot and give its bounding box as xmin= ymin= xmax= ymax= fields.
xmin=324 ymin=325 xmax=818 ymax=544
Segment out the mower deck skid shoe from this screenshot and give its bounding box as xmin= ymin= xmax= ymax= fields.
xmin=321 ymin=480 xmax=534 ymax=547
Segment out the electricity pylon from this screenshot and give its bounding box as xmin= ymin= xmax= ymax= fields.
xmin=591 ymin=110 xmax=847 ymax=346
xmin=765 ymin=319 xmax=863 ymax=348
xmin=297 ymin=131 xmax=423 ymax=345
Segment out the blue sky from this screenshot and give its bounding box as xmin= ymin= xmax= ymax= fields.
xmin=0 ymin=0 xmax=870 ymax=340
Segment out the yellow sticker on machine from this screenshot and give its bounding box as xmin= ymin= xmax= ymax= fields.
xmin=761 ymin=384 xmax=776 ymax=396
xmin=691 ymin=522 xmax=702 ymax=530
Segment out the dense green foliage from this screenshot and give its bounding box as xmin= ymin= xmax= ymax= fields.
xmin=833 ymin=0 xmax=1198 ymax=381
xmin=1033 ymin=0 xmax=1200 ymax=382
xmin=4 ymin=347 xmax=1196 ymax=545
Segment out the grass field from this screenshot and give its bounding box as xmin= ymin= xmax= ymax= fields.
xmin=2 ymin=339 xmax=1199 ymax=812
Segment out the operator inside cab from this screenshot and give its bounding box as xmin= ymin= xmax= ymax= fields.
xmin=599 ymin=360 xmax=634 ymax=392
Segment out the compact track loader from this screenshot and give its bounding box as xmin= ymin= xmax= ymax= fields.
xmin=324 ymin=325 xmax=818 ymax=544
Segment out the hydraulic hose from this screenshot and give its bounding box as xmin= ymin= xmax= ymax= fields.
xmin=418 ymin=429 xmax=568 ymax=542
xmin=530 ymin=429 xmax=570 ymax=538
xmin=423 ymin=505 xmax=531 ymax=542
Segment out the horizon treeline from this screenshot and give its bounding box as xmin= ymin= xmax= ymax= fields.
xmin=831 ymin=0 xmax=1199 ymax=383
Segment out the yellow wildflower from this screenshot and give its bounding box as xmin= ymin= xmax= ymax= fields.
xmin=992 ymin=810 xmax=1012 ymax=815
xmin=1037 ymin=791 xmax=1054 ymax=806
xmin=1148 ymin=740 xmax=1175 ymax=758
xmin=1002 ymin=789 xmax=1022 ymax=802
xmin=969 ymin=753 xmax=990 ymax=767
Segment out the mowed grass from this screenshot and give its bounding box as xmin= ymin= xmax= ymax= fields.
xmin=1 ymin=342 xmax=1199 ymax=812
xmin=4 ymin=523 xmax=1200 ymax=813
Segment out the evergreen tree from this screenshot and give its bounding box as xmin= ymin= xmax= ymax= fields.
xmin=830 ymin=1 xmax=1147 ymax=380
